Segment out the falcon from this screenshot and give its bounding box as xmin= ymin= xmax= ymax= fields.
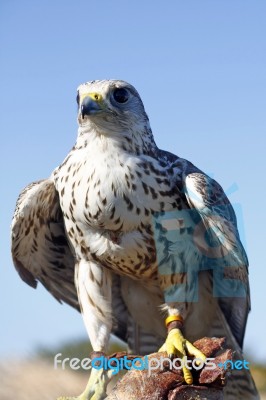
xmin=11 ymin=80 xmax=258 ymax=399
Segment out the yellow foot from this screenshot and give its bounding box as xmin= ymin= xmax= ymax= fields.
xmin=57 ymin=391 xmax=103 ymax=400
xmin=57 ymin=395 xmax=88 ymax=400
xmin=159 ymin=328 xmax=206 ymax=385
xmin=57 ymin=397 xmax=83 ymax=400
xmin=57 ymin=393 xmax=100 ymax=400
xmin=57 ymin=368 xmax=112 ymax=400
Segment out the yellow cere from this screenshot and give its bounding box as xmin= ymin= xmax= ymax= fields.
xmin=80 ymin=92 xmax=103 ymax=103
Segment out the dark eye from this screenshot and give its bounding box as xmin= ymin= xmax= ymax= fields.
xmin=76 ymin=92 xmax=80 ymax=105
xmin=113 ymin=88 xmax=129 ymax=104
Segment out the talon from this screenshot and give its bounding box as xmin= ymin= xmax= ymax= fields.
xmin=183 ymin=368 xmax=193 ymax=385
xmin=159 ymin=327 xmax=207 ymax=385
xmin=169 ymin=353 xmax=175 ymax=360
xmin=185 ymin=341 xmax=206 ymax=362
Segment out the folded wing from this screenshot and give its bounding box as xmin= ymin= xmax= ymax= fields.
xmin=183 ymin=164 xmax=251 ymax=348
xmin=11 ymin=179 xmax=79 ymax=310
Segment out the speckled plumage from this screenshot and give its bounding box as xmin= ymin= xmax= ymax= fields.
xmin=11 ymin=80 xmax=258 ymax=399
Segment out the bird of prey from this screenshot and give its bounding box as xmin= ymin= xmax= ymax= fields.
xmin=11 ymin=80 xmax=258 ymax=399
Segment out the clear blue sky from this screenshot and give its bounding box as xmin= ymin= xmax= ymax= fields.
xmin=1 ymin=1 xmax=265 ymax=363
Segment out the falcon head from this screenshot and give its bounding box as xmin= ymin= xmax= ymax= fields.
xmin=76 ymin=80 xmax=156 ymax=154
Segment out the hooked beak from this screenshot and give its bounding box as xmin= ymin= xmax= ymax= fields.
xmin=80 ymin=93 xmax=104 ymax=119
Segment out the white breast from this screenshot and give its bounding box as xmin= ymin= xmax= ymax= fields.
xmin=53 ymin=136 xmax=178 ymax=275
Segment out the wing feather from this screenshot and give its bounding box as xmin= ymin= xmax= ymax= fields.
xmin=183 ymin=163 xmax=250 ymax=348
xmin=158 ymin=150 xmax=250 ymax=348
xmin=11 ymin=179 xmax=79 ymax=311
